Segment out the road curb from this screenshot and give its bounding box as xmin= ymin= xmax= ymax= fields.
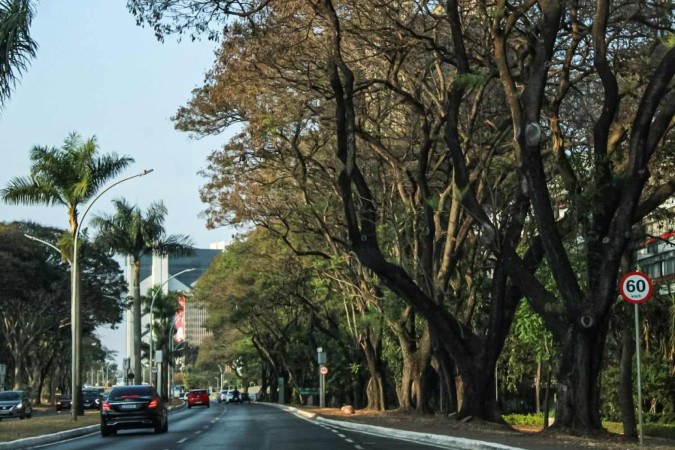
xmin=0 ymin=401 xmax=186 ymax=449
xmin=0 ymin=424 xmax=99 ymax=450
xmin=270 ymin=403 xmax=524 ymax=450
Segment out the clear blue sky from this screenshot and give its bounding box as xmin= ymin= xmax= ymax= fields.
xmin=0 ymin=1 xmax=235 ymax=367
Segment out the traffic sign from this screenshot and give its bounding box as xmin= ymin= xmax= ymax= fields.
xmin=151 ymin=367 xmax=158 ymax=374
xmin=319 ymin=366 xmax=329 ymax=375
xmin=619 ymin=271 xmax=653 ymax=304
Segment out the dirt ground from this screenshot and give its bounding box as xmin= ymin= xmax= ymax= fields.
xmin=299 ymin=407 xmax=675 ymax=450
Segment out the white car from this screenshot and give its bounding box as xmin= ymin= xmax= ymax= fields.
xmin=218 ymin=390 xmax=234 ymax=403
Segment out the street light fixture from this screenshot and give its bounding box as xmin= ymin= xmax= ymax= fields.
xmin=148 ymin=268 xmax=196 ymax=378
xmin=70 ymin=168 xmax=153 ymax=420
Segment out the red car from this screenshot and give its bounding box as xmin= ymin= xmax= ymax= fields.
xmin=186 ymin=389 xmax=210 ymax=409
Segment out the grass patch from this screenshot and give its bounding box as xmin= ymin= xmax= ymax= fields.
xmin=603 ymin=421 xmax=675 ymax=440
xmin=0 ymin=412 xmax=99 ymax=443
xmin=504 ymin=414 xmax=675 ymax=440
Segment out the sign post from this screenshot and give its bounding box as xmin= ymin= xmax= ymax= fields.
xmin=319 ymin=365 xmax=329 ymax=408
xmin=317 ymin=347 xmax=327 ymax=407
xmin=0 ymin=364 xmax=6 ymax=391
xmin=619 ymin=271 xmax=653 ymax=447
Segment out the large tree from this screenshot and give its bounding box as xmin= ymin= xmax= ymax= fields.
xmin=0 ymin=222 xmax=126 ymax=397
xmin=128 ymin=0 xmax=675 ymax=432
xmin=92 ymin=198 xmax=194 ymax=383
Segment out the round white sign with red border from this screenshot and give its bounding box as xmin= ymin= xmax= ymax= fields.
xmin=319 ymin=366 xmax=329 ymax=375
xmin=619 ymin=271 xmax=653 ymax=304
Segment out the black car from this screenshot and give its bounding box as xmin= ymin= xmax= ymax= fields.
xmin=55 ymin=395 xmax=71 ymax=412
xmin=100 ymin=385 xmax=168 ymax=436
xmin=83 ymin=389 xmax=102 ymax=409
xmin=240 ymin=393 xmax=251 ymax=403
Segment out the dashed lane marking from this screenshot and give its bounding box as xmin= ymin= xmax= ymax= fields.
xmin=345 ymin=438 xmax=354 ymax=443
xmin=177 ymin=438 xmax=188 ymax=444
xmin=354 ymin=446 xmax=364 ymax=449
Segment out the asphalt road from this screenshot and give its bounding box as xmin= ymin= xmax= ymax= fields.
xmin=35 ymin=402 xmax=443 ymax=450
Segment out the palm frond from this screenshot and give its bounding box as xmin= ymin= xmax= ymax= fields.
xmin=0 ymin=0 xmax=37 ymax=106
xmin=0 ymin=175 xmax=64 ymax=206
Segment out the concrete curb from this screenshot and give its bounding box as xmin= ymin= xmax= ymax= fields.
xmin=269 ymin=403 xmax=524 ymax=450
xmin=0 ymin=401 xmax=186 ymax=450
xmin=0 ymin=424 xmax=99 ymax=450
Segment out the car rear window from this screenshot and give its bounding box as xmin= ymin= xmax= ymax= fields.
xmin=190 ymin=390 xmax=207 ymax=395
xmin=109 ymin=386 xmax=154 ymax=400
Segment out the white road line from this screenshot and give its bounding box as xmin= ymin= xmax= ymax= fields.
xmin=337 ymin=433 xmax=346 ymax=438
xmin=345 ymin=438 xmax=354 ymax=443
xmin=354 ymin=446 xmax=364 ymax=449
xmin=196 ymin=430 xmax=202 ymax=434
xmin=203 ymin=425 xmax=209 ymax=429
xmin=331 ymin=429 xmax=339 ymax=433
xmin=177 ymin=437 xmax=188 ymax=444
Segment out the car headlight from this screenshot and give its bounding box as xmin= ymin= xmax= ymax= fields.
xmin=15 ymin=403 xmax=24 ymax=409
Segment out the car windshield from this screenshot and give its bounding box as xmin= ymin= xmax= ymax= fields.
xmin=190 ymin=390 xmax=207 ymax=395
xmin=0 ymin=392 xmax=20 ymax=401
xmin=109 ymin=386 xmax=154 ymax=401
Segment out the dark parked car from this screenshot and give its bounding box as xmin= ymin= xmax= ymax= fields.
xmin=56 ymin=394 xmax=71 ymax=412
xmin=186 ymin=389 xmax=210 ymax=409
xmin=83 ymin=389 xmax=102 ymax=409
xmin=0 ymin=390 xmax=32 ymax=420
xmin=240 ymin=393 xmax=251 ymax=404
xmin=100 ymin=385 xmax=168 ymax=436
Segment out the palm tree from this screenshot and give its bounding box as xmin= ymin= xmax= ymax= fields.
xmin=92 ymin=199 xmax=194 ymax=384
xmin=0 ymin=0 xmax=38 ymax=106
xmin=1 ymin=132 xmax=133 ymax=416
xmin=143 ymin=287 xmax=183 ymax=398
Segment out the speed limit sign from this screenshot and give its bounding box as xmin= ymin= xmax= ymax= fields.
xmin=319 ymin=366 xmax=329 ymax=375
xmin=619 ymin=271 xmax=653 ymax=304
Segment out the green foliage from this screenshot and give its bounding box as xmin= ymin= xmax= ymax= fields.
xmin=663 ymin=33 xmax=675 ymax=49
xmin=0 ymin=0 xmax=38 ymax=106
xmin=453 ymin=71 xmax=489 ymax=89
xmin=502 ymin=413 xmax=548 ymax=426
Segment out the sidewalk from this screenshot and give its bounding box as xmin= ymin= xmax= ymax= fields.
xmin=275 ymin=405 xmax=675 ymax=450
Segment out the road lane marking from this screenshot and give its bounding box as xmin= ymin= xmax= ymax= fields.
xmin=345 ymin=438 xmax=354 ymax=443
xmin=196 ymin=430 xmax=202 ymax=434
xmin=354 ymin=446 xmax=363 ymax=449
xmin=338 ymin=433 xmax=346 ymax=438
xmin=177 ymin=438 xmax=188 ymax=444
xmin=203 ymin=425 xmax=209 ymax=429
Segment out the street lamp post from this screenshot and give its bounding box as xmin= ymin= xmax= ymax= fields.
xmin=70 ymin=169 xmax=153 ymax=420
xmin=216 ymin=364 xmax=224 ymax=391
xmin=148 ymin=268 xmax=195 ymax=390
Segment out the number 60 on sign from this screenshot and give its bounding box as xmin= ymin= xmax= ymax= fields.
xmin=619 ymin=271 xmax=653 ymax=304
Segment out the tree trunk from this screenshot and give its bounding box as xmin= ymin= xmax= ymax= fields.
xmin=132 ymin=259 xmax=142 ymax=384
xmin=456 ymin=362 xmax=502 ymax=422
xmin=543 ymin=363 xmax=552 ymax=429
xmin=619 ymin=318 xmax=638 ymax=439
xmin=553 ymin=321 xmax=607 ymax=431
xmin=535 ymin=358 xmax=542 ymax=413
xmin=361 ymin=332 xmax=386 ymax=411
xmin=394 ymin=323 xmax=431 ymax=412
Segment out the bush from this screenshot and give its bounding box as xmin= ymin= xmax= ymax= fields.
xmin=502 ymin=413 xmax=549 ymax=427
